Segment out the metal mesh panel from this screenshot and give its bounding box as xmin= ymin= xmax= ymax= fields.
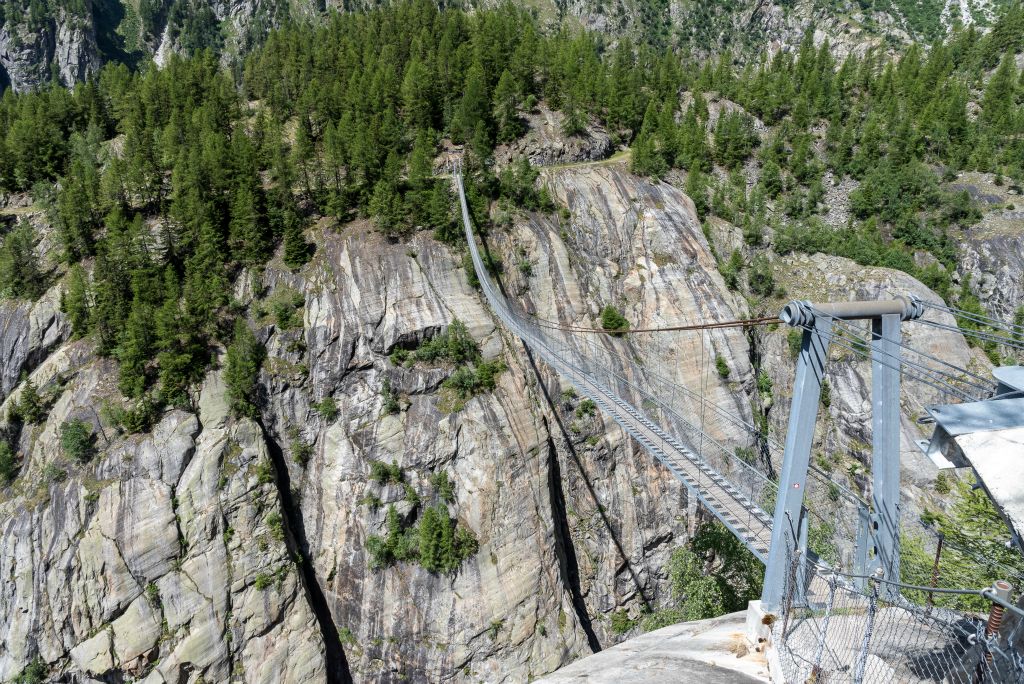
xmin=774 ymin=544 xmax=1024 ymax=683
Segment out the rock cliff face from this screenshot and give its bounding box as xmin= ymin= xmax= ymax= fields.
xmin=0 ymin=165 xmax=728 ymax=682
xmin=0 ymin=8 xmax=99 ymax=93
xmin=0 ymin=158 xmax=999 ymax=682
xmin=0 ymin=0 xmax=950 ymax=94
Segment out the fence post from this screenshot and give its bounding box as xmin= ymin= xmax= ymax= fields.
xmin=811 ymin=574 xmax=838 ymax=681
xmin=852 ymin=571 xmax=880 ymax=684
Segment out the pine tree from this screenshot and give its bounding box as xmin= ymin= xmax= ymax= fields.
xmin=685 ymin=168 xmax=709 ymax=219
xmin=16 ymin=378 xmax=46 ymax=425
xmin=62 ymin=265 xmax=91 ymax=338
xmin=493 ymin=69 xmax=523 ymax=143
xmin=229 ymin=184 xmax=270 ymax=266
xmin=224 ymin=318 xmax=265 ymax=419
xmin=677 ymin=107 xmax=710 ymax=172
xmin=457 ymin=60 xmax=491 ymax=144
xmin=0 ymin=440 xmax=16 ymax=486
xmin=282 ymin=211 xmax=310 ymax=270
xmin=429 ymin=181 xmax=457 ymax=244
xmin=981 ymin=53 xmax=1018 ymax=134
xmin=761 ymin=159 xmax=784 ymax=198
xmin=418 ymin=504 xmax=443 ymax=572
xmin=0 ymin=221 xmax=46 ymax=300
xmin=630 ymin=102 xmax=667 ymax=178
xmin=401 ymin=58 xmax=436 ymax=131
xmin=118 ymin=299 xmax=156 ymax=399
xmin=408 ymin=131 xmax=435 ymax=192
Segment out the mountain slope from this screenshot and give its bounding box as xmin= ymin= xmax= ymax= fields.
xmin=1 ymin=0 xmax=1018 ymax=93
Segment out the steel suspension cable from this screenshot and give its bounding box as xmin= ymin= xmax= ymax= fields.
xmin=796 ymin=324 xmax=980 ymax=402
xmin=917 ymin=318 xmax=1024 ymax=353
xmin=818 ymin=314 xmax=998 ymax=398
xmin=918 ymin=299 xmax=1024 ymax=339
xmin=544 ymin=314 xmax=870 ymax=508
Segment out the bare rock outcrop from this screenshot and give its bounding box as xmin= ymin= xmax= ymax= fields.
xmin=493 ymin=106 xmax=613 ymax=169
xmin=0 ymin=8 xmax=99 ymax=93
xmin=0 ymin=362 xmax=328 ymax=682
xmin=0 ymin=284 xmax=70 ymax=403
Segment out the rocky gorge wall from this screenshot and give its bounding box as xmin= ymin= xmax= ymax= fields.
xmin=0 ymin=153 xmax=1017 ymax=683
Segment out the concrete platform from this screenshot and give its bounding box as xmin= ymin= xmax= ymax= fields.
xmin=535 ymin=611 xmax=770 ymax=683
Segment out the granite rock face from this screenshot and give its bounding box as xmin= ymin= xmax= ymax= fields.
xmin=0 ymin=361 xmax=327 ymax=682
xmin=0 ymin=161 xmax=994 ymax=683
xmin=0 ymin=8 xmax=100 ymax=93
xmin=0 ymin=284 xmax=70 ymax=403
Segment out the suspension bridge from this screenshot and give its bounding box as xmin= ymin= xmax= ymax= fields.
xmin=452 ymin=162 xmax=1024 ymax=682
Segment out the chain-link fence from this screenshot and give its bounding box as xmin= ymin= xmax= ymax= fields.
xmin=774 ymin=545 xmax=1024 ymax=683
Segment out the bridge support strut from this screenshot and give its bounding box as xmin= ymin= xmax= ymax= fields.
xmin=762 ymin=300 xmax=918 ymax=613
xmin=761 ymin=315 xmax=832 ymax=613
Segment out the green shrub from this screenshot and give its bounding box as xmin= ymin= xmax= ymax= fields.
xmin=441 ymin=360 xmax=506 ymax=401
xmin=721 ymin=249 xmax=743 ymax=290
xmin=269 ymin=289 xmax=305 ymax=330
xmin=60 ymin=419 xmax=95 ymax=463
xmin=255 ymin=459 xmax=274 ymax=485
xmin=600 ymin=305 xmax=629 ymax=336
xmin=289 ymin=429 xmax=313 ymax=466
xmin=787 ymin=329 xmax=803 ymax=359
xmin=11 ymin=657 xmax=47 ymax=684
xmin=714 ymin=355 xmax=730 ymax=379
xmin=735 ymin=446 xmax=756 ymax=464
xmin=0 ymin=441 xmax=17 ymax=485
xmin=403 ymin=483 xmax=420 ymax=506
xmin=266 ymin=512 xmax=284 ymax=542
xmin=314 ymin=397 xmax=338 ymax=422
xmin=42 ymin=463 xmax=66 ymax=484
xmin=369 ymin=460 xmax=403 ymax=484
xmin=820 ymin=379 xmax=832 ymax=408
xmin=575 ymin=398 xmax=597 ymax=419
xmin=756 ymin=371 xmax=773 ymax=396
xmin=146 ymin=582 xmax=161 ymax=606
xmin=380 ymin=379 xmax=400 ymax=415
xmin=254 ymin=573 xmax=272 ymax=590
xmin=610 ymin=609 xmax=636 ymax=634
xmin=358 ymin=493 xmax=382 ymax=509
xmin=411 ymin=319 xmax=480 ymax=366
xmin=488 ymin=620 xmax=503 ymax=639
xmin=748 ymin=254 xmax=775 ymax=297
